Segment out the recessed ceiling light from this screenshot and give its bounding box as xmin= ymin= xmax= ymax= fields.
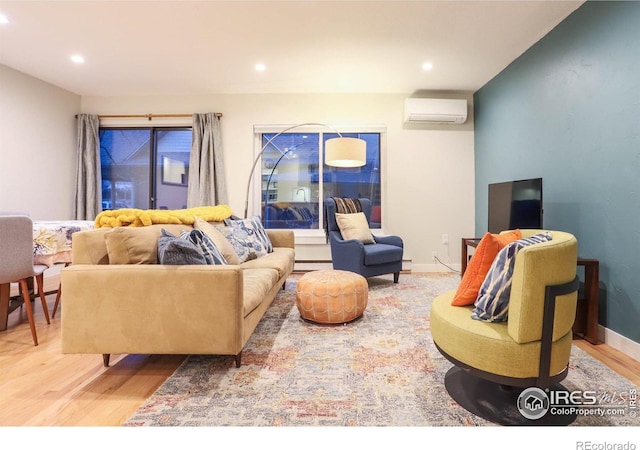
xmin=70 ymin=54 xmax=85 ymax=64
xmin=255 ymin=63 xmax=266 ymax=72
xmin=0 ymin=13 xmax=9 ymax=24
xmin=422 ymin=62 xmax=434 ymax=71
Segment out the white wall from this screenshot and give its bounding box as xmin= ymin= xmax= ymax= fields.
xmin=79 ymin=92 xmax=475 ymax=270
xmin=0 ymin=64 xmax=80 ymax=220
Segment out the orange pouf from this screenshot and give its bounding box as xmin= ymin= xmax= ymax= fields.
xmin=295 ymin=270 xmax=368 ymax=324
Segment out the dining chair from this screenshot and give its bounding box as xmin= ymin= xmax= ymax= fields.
xmin=0 ymin=215 xmax=51 ymax=345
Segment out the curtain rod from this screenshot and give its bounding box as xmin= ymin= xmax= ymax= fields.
xmin=75 ymin=113 xmax=222 ymax=121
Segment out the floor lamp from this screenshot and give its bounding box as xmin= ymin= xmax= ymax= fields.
xmin=243 ymin=123 xmax=367 ymax=218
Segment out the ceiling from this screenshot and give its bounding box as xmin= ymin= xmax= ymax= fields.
xmin=0 ymin=0 xmax=584 ymax=97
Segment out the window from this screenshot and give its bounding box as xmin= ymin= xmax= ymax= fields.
xmin=255 ymin=127 xmax=382 ymax=230
xmin=99 ymin=127 xmax=191 ymax=210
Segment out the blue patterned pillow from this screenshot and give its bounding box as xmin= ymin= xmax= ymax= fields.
xmin=472 ymin=232 xmax=552 ymax=322
xmin=157 ymin=229 xmax=207 ymax=265
xmin=180 ymin=229 xmax=227 ymax=265
xmin=215 ymin=224 xmax=267 ymax=263
xmin=224 ymin=216 xmax=273 ymax=253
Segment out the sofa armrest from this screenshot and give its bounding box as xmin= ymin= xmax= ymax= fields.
xmin=61 ymin=264 xmax=245 ymax=355
xmin=266 ymin=229 xmax=295 ymax=249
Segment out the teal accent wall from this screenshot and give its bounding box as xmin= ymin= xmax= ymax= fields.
xmin=474 ymin=1 xmax=640 ymax=344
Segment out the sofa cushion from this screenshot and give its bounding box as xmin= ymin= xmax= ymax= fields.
xmin=363 ymin=243 xmax=403 ymax=266
xmin=180 ymin=229 xmax=227 ymax=265
xmin=193 ymin=216 xmax=240 ymax=265
xmin=472 ymin=232 xmax=553 ymax=322
xmin=335 ymin=212 xmax=375 ymax=244
xmin=157 ymin=229 xmax=207 ymax=265
xmin=451 ymin=230 xmax=521 ymax=306
xmin=104 ymin=224 xmax=189 ymax=264
xmin=242 ymin=268 xmax=280 ymax=317
xmin=240 ymin=247 xmax=295 ymax=278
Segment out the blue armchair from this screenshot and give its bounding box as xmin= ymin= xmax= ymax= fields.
xmin=324 ymin=198 xmax=403 ymax=283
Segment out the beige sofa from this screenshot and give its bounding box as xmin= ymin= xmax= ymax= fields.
xmin=60 ymin=223 xmax=295 ymax=368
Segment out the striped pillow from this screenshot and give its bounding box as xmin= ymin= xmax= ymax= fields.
xmin=471 ymin=232 xmax=552 ymax=322
xmin=180 ymin=229 xmax=228 ymax=265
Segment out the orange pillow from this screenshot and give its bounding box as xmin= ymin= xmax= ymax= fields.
xmin=451 ymin=229 xmax=521 ymax=306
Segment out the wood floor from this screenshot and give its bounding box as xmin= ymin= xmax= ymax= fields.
xmin=1 ymin=274 xmax=638 ymax=426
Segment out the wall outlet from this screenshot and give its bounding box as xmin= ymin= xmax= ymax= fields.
xmin=442 ymin=233 xmax=449 ymax=245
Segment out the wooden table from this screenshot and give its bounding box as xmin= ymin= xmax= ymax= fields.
xmin=0 ymin=220 xmax=93 ymax=331
xmin=461 ymin=237 xmax=600 ymax=345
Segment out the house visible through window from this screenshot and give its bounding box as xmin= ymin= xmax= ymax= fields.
xmin=256 ymin=128 xmax=382 ymax=230
xmin=99 ymin=127 xmax=191 ymax=210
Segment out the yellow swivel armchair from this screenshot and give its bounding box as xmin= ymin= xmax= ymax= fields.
xmin=430 ymin=230 xmax=579 ymax=425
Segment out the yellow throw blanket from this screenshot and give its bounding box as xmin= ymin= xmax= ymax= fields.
xmin=94 ymin=205 xmax=233 ymax=228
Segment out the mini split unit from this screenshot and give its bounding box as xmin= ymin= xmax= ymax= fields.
xmin=404 ymin=98 xmax=468 ymax=124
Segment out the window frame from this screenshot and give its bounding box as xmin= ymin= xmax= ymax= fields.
xmin=251 ymin=124 xmax=386 ymax=243
xmin=99 ymin=126 xmax=191 ymax=210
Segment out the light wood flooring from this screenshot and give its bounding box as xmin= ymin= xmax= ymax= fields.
xmin=0 ymin=273 xmax=638 ymax=426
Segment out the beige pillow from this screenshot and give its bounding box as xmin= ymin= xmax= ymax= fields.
xmin=193 ymin=216 xmax=241 ymax=265
xmin=334 ymin=212 xmax=375 ymax=244
xmin=104 ymin=224 xmax=187 ymax=264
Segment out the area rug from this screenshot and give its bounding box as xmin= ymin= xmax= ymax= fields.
xmin=124 ymin=273 xmax=638 ymax=427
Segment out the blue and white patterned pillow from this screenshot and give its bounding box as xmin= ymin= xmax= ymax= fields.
xmin=180 ymin=229 xmax=227 ymax=265
xmin=216 ymin=216 xmax=271 ymax=263
xmin=224 ymin=216 xmax=273 ymax=253
xmin=471 ymin=232 xmax=553 ymax=322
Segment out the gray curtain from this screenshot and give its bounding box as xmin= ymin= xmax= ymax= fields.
xmin=73 ymin=114 xmax=101 ymax=220
xmin=188 ymin=113 xmax=227 ymax=207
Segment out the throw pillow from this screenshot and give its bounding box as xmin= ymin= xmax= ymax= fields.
xmin=472 ymin=232 xmax=553 ymax=322
xmin=180 ymin=229 xmax=228 ymax=265
xmin=334 ymin=212 xmax=375 ymax=244
xmin=193 ymin=216 xmax=241 ymax=265
xmin=451 ymin=229 xmax=522 ymax=306
xmin=157 ymin=229 xmax=207 ymax=265
xmin=215 ymin=221 xmax=269 ymax=264
xmin=104 ymin=224 xmax=187 ymax=264
xmin=224 ymin=216 xmax=274 ymax=253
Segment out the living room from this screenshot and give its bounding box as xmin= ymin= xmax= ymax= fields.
xmin=1 ymin=0 xmax=639 ymax=443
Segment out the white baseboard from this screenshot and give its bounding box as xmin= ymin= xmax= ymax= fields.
xmin=600 ymin=325 xmax=640 ymax=362
xmin=409 ymin=263 xmax=461 ymax=274
xmin=294 ymin=259 xmax=415 ymax=273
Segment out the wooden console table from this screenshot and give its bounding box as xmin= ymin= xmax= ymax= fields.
xmin=461 ymin=238 xmax=600 ymax=345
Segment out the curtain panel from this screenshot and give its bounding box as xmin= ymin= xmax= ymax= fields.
xmin=73 ymin=114 xmax=101 ymax=220
xmin=188 ymin=113 xmax=227 ymax=208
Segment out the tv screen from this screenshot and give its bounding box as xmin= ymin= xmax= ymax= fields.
xmin=488 ymin=178 xmax=543 ymax=234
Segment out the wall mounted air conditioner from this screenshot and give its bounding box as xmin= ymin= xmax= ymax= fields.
xmin=404 ymin=98 xmax=468 ymax=124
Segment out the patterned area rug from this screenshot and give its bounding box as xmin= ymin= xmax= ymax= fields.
xmin=124 ymin=273 xmax=638 ymax=427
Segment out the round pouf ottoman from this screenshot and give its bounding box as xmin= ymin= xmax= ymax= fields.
xmin=296 ymin=270 xmax=368 ymax=324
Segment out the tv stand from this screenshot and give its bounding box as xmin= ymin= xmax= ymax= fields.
xmin=461 ymin=238 xmax=599 ymax=345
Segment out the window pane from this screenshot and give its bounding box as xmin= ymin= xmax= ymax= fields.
xmin=258 ymin=130 xmax=382 ymax=230
xmin=99 ymin=129 xmax=151 ymax=210
xmin=155 ymin=129 xmax=191 ymax=210
xmin=261 ymin=133 xmax=319 ymax=229
xmin=323 ymin=133 xmax=381 ymax=228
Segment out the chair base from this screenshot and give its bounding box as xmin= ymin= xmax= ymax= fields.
xmin=444 ymin=366 xmax=577 ymax=426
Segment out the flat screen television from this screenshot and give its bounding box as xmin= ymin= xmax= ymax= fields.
xmin=488 ymin=178 xmax=543 ymax=233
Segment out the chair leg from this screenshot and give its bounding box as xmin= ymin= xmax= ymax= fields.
xmin=35 ymin=273 xmax=51 ymax=324
xmin=19 ymin=279 xmax=38 ymax=346
xmin=393 ymin=272 xmax=399 ymax=283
